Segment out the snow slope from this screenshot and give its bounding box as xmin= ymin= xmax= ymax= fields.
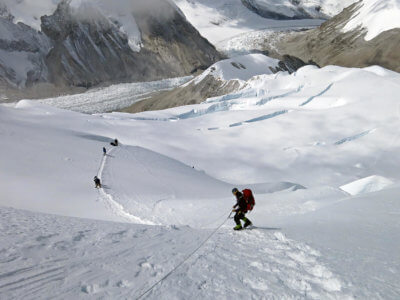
xmin=343 ymin=0 xmax=400 ymax=41
xmin=0 ymin=205 xmax=355 ymax=299
xmin=284 ymin=185 xmax=400 ymax=298
xmin=1 ymin=61 xmax=400 ymax=298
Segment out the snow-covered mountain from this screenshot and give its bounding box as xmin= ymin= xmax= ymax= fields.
xmin=276 ymin=0 xmax=400 ymax=72
xmin=242 ymin=0 xmax=357 ymax=20
xmin=1 ymin=61 xmax=400 ymax=298
xmin=172 ymin=0 xmax=325 ymax=46
xmin=0 ymin=0 xmax=221 ymax=97
xmin=1 ymin=2 xmax=400 ymax=298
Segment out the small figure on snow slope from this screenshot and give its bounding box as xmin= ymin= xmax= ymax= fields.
xmin=94 ymin=176 xmax=101 ymax=188
xmin=103 ymin=147 xmax=107 ymax=156
xmin=232 ymin=187 xmax=255 ymax=230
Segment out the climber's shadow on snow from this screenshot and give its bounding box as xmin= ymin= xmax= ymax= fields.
xmin=101 ymin=185 xmax=110 ymax=190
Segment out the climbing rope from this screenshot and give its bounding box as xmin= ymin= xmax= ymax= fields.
xmin=96 ymin=144 xmax=234 ymax=299
xmin=135 ymin=211 xmax=232 ymax=300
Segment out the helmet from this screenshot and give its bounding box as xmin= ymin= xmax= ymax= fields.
xmin=232 ymin=187 xmax=239 ymax=195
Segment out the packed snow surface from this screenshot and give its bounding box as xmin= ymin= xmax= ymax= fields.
xmin=343 ymin=0 xmax=400 ymax=40
xmin=1 ymin=60 xmax=400 ymax=298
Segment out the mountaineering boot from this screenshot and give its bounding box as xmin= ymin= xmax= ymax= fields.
xmin=233 ymin=224 xmax=243 ymax=230
xmin=243 ymin=218 xmax=252 ymax=228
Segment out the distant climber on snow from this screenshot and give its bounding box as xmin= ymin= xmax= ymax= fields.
xmin=110 ymin=138 xmax=118 ymax=146
xmin=103 ymin=147 xmax=107 ymax=156
xmin=94 ymin=176 xmax=101 ymax=188
xmin=231 ymin=187 xmax=255 ymax=230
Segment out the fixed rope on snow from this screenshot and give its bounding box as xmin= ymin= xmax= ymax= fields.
xmin=95 ymin=144 xmax=234 ymax=299
xmin=135 ymin=211 xmax=232 ymax=300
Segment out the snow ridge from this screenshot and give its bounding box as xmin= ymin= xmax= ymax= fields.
xmin=97 ymin=146 xmax=156 ymax=224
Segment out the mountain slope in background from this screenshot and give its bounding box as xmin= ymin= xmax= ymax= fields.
xmin=276 ymin=0 xmax=400 ymax=72
xmin=241 ymin=0 xmax=357 ymax=20
xmin=172 ymin=0 xmax=325 ymax=46
xmin=124 ymin=54 xmax=310 ymax=113
xmin=0 ymin=0 xmax=221 ymax=99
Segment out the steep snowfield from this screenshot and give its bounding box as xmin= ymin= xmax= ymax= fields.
xmin=1 ymin=61 xmax=400 ymax=298
xmin=343 ymin=0 xmax=400 ymax=41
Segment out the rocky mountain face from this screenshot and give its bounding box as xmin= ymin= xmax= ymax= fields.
xmin=0 ymin=0 xmax=221 ymax=99
xmin=275 ymin=1 xmax=400 ymax=72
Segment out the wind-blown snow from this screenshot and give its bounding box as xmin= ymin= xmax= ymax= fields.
xmin=343 ymin=0 xmax=400 ymax=41
xmin=1 ymin=59 xmax=400 ymax=298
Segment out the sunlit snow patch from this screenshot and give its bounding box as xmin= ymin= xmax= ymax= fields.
xmin=342 ymin=0 xmax=400 ymax=41
xmin=340 ymin=175 xmax=394 ymax=196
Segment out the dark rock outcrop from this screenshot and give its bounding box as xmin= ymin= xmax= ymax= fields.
xmin=271 ymin=55 xmax=318 ymax=74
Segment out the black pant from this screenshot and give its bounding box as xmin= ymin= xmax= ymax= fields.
xmin=234 ymin=211 xmax=246 ymax=225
